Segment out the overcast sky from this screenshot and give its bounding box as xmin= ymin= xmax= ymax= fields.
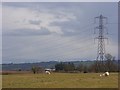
xmin=2 ymin=2 xmax=118 ymax=63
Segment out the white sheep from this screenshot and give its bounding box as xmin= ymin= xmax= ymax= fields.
xmin=45 ymin=71 xmax=51 ymax=74
xmin=105 ymin=72 xmax=109 ymax=76
xmin=100 ymin=72 xmax=109 ymax=77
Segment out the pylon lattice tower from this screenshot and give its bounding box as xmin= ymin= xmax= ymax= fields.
xmin=94 ymin=15 xmax=108 ymax=72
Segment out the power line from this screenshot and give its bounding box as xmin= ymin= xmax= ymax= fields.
xmin=37 ymin=23 xmax=96 ymax=60
xmin=45 ymin=44 xmax=97 ymax=61
xmin=107 ymin=23 xmax=119 ymax=24
xmin=36 ymin=26 xmax=94 ymax=51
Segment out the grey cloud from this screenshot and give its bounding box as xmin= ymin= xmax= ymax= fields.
xmin=29 ymin=20 xmax=41 ymax=25
xmin=49 ymin=2 xmax=117 ymax=37
xmin=2 ymin=2 xmax=37 ymax=8
xmin=50 ymin=19 xmax=93 ymax=37
xmin=2 ymin=2 xmax=118 ymax=63
xmin=3 ymin=27 xmax=51 ymax=36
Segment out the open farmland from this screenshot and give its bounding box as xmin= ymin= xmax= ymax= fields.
xmin=2 ymin=73 xmax=118 ymax=88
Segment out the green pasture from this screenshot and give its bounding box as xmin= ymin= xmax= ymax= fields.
xmin=2 ymin=73 xmax=118 ymax=88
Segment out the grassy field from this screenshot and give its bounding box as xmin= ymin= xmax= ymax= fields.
xmin=2 ymin=73 xmax=118 ymax=88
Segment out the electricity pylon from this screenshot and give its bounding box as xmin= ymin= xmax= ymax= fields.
xmin=94 ymin=15 xmax=108 ymax=72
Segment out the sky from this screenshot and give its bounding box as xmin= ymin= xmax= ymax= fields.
xmin=1 ymin=2 xmax=118 ymax=64
xmin=1 ymin=0 xmax=119 ymax=2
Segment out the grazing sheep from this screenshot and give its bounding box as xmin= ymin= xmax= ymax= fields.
xmin=104 ymin=72 xmax=109 ymax=76
xmin=100 ymin=74 xmax=102 ymax=77
xmin=100 ymin=72 xmax=109 ymax=77
xmin=45 ymin=71 xmax=51 ymax=74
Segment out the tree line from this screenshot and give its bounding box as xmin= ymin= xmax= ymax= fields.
xmin=55 ymin=54 xmax=118 ymax=73
xmin=31 ymin=66 xmax=44 ymax=74
xmin=31 ymin=54 xmax=118 ymax=74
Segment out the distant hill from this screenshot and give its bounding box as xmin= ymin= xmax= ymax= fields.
xmin=1 ymin=60 xmax=119 ymax=71
xmin=2 ymin=61 xmax=58 ymax=71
